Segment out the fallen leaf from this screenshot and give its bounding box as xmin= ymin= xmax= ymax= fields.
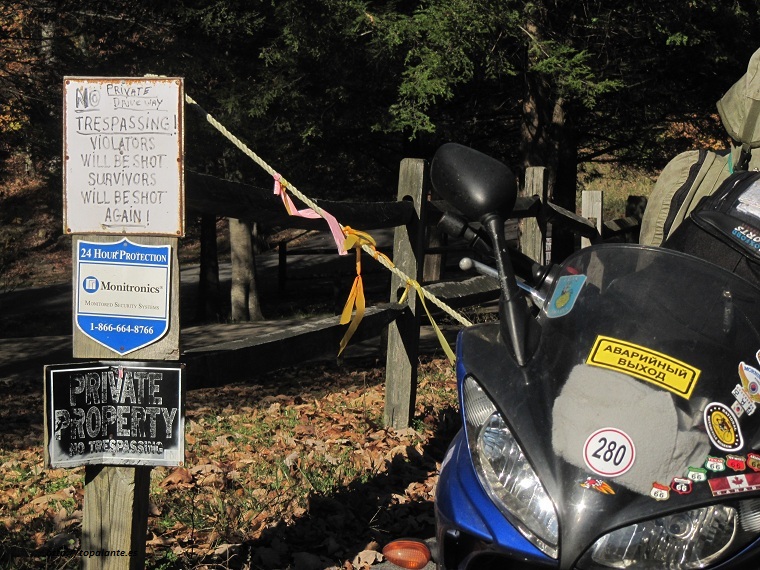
xmin=215 ymin=434 xmax=232 ymax=447
xmin=352 ymin=549 xmax=383 ymax=567
xmin=147 ymin=532 xmax=176 ymax=547
xmin=41 ymin=532 xmax=78 ymax=552
xmin=212 ymin=542 xmax=241 ymax=557
xmin=148 ymin=499 xmax=161 ymax=516
xmin=158 ymin=467 xmax=193 ymax=489
xmin=29 ymin=486 xmax=75 ymax=507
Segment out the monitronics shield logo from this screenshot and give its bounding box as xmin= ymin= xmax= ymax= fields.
xmin=75 ymin=238 xmax=171 ymax=355
xmin=82 ymin=276 xmax=100 ymax=294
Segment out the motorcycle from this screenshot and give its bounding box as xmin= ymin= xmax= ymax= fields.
xmin=383 ymin=143 xmax=760 ymax=569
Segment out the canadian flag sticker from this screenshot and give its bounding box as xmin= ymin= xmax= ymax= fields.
xmin=708 ymin=473 xmax=760 ymax=496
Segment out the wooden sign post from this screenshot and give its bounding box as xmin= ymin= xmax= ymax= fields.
xmin=44 ymin=361 xmax=185 ymax=567
xmin=54 ymin=76 xmax=185 ymax=569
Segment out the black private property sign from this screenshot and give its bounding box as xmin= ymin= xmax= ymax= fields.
xmin=44 ymin=361 xmax=184 ymax=468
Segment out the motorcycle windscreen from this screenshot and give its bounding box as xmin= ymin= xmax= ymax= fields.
xmin=458 ymin=243 xmax=760 ymax=566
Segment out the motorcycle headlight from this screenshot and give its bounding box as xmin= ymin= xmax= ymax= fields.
xmin=460 ymin=377 xmax=760 ymax=568
xmin=578 ymin=499 xmax=760 ymax=569
xmin=462 ymin=375 xmax=559 ymax=558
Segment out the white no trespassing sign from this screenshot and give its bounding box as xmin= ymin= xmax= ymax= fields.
xmin=63 ymin=77 xmax=184 ymax=236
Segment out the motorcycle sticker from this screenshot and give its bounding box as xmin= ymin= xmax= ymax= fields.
xmin=705 ymin=456 xmax=727 ymax=472
xmin=727 ymin=454 xmax=747 ymax=472
xmin=738 ymin=362 xmax=760 ymax=403
xmin=580 ymin=477 xmax=615 ymax=495
xmin=650 ymin=482 xmax=670 ymax=501
xmin=671 ymin=477 xmax=693 ymax=495
xmin=732 ymin=384 xmax=757 ymax=416
xmin=748 ymin=453 xmax=760 ymax=472
xmin=704 ymin=402 xmax=744 ymax=452
xmin=546 ymin=274 xmax=586 ymax=318
xmin=708 ymin=473 xmax=760 ymax=496
xmin=687 ymin=466 xmax=708 ymax=482
xmin=583 ymin=427 xmax=636 ymax=478
xmin=586 ymin=336 xmax=700 ymax=399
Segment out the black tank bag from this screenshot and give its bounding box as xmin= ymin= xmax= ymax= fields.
xmin=664 ymin=170 xmax=760 ymax=283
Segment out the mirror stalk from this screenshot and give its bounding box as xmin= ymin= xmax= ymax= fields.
xmin=429 ymin=143 xmax=541 ymax=366
xmin=482 ymin=213 xmax=531 ymax=366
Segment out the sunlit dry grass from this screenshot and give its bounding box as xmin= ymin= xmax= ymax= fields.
xmin=577 ymin=163 xmax=657 ymax=222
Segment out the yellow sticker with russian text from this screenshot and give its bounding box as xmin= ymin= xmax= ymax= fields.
xmin=586 ymin=335 xmax=701 ymax=399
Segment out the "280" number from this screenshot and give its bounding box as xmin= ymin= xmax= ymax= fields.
xmin=583 ymin=428 xmax=636 ymax=477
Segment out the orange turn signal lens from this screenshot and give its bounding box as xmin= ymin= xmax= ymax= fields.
xmin=382 ymin=539 xmax=432 ymax=569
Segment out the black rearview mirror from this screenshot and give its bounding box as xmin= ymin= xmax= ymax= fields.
xmin=429 ymin=142 xmax=538 ymax=366
xmin=430 ymin=143 xmax=517 ymax=222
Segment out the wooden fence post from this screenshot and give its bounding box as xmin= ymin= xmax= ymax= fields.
xmin=384 ymin=159 xmax=427 ymax=429
xmin=423 ymin=223 xmax=443 ymax=283
xmin=521 ymin=167 xmax=547 ymax=263
xmin=581 ymin=190 xmax=603 ymax=248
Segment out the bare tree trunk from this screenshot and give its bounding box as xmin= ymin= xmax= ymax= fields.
xmin=229 ymin=218 xmax=264 ymax=322
xmin=520 ymin=31 xmax=579 ymax=262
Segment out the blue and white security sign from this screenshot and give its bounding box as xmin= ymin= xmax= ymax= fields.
xmin=76 ymin=238 xmax=171 ymax=355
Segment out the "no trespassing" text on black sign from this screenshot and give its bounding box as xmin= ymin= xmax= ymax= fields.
xmin=45 ymin=362 xmax=184 ymax=468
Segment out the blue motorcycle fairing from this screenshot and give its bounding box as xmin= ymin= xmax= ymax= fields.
xmin=435 ymin=429 xmax=555 ymax=567
xmin=440 ymin=244 xmax=760 ymax=569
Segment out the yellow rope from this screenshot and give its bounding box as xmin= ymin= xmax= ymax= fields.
xmin=184 ymin=94 xmax=474 ymax=356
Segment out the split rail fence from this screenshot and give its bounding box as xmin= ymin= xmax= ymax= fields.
xmin=181 ymin=161 xmax=646 ymax=429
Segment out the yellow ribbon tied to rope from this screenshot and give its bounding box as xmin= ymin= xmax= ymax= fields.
xmin=338 ymin=227 xmax=456 ymax=363
xmin=338 ymin=228 xmax=376 ymax=356
xmin=400 ymin=280 xmax=457 ymax=363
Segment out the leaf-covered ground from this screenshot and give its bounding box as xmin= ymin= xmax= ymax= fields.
xmin=0 ymin=355 xmax=459 ymax=569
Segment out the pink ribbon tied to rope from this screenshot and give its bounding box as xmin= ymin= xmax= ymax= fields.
xmin=273 ymin=173 xmax=347 ymax=255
